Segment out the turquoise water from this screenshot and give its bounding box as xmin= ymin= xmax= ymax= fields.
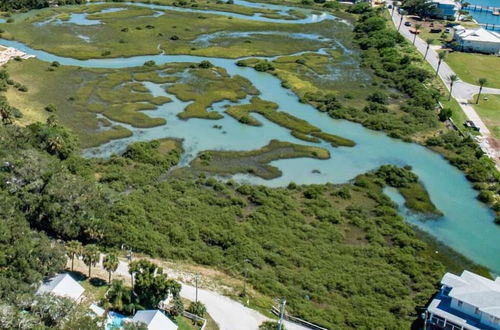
xmin=465 ymin=0 xmax=500 ymax=29
xmin=106 ymin=312 xmax=128 ymax=330
xmin=1 ymin=2 xmax=499 ymax=273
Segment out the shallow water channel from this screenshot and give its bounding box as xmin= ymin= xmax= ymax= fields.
xmin=1 ymin=0 xmax=499 ymax=273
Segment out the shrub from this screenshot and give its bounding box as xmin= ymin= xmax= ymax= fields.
xmin=438 ymin=108 xmax=452 ymax=122
xmin=198 ymin=60 xmax=213 ymax=69
xmin=254 ymin=61 xmax=275 ymax=72
xmin=44 ymin=104 xmax=57 ymax=113
xmin=187 ymin=301 xmax=206 ymax=317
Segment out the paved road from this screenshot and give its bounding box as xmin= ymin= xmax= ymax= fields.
xmin=114 ymin=260 xmax=308 ymax=330
xmin=387 ymin=2 xmax=500 ymax=136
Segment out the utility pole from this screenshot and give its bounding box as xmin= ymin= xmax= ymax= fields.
xmin=195 ymin=273 xmax=200 ymax=303
xmin=277 ymin=299 xmax=286 ymax=330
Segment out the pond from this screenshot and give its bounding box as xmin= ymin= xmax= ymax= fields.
xmin=1 ymin=1 xmax=499 ymax=274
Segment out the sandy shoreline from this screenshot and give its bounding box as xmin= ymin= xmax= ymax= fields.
xmin=0 ymin=46 xmax=35 ymax=65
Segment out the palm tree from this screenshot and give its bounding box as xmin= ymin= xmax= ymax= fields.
xmin=106 ymin=280 xmax=136 ymax=314
xmin=436 ymin=51 xmax=447 ymax=76
xmin=424 ymin=38 xmax=434 ymax=59
xmin=82 ymin=244 xmax=100 ymax=278
xmin=398 ymin=10 xmax=406 ymax=31
xmin=448 ymin=75 xmax=459 ymax=100
xmin=65 ymin=240 xmax=82 ymax=272
xmin=476 ymin=78 xmax=488 ymax=104
xmin=413 ymin=24 xmax=422 ymax=44
xmin=103 ymin=252 xmax=119 ymax=284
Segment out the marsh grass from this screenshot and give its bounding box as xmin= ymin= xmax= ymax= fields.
xmin=167 ymin=67 xmax=259 ymax=120
xmin=1 ymin=4 xmax=344 ymax=59
xmin=190 ymin=139 xmax=330 ymax=179
xmin=225 ymin=96 xmax=355 ymax=146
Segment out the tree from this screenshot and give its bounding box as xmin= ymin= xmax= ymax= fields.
xmin=30 ymin=293 xmax=74 ymax=328
xmin=401 ymin=0 xmax=435 ymax=17
xmin=438 ymin=107 xmax=452 ymax=122
xmin=187 ymin=301 xmax=207 ymax=317
xmin=0 ymin=103 xmax=12 ymax=124
xmin=65 ymin=240 xmax=82 ymax=272
xmin=82 ymin=244 xmax=100 ymax=278
xmin=103 ymin=252 xmax=119 ymax=284
xmin=413 ymin=24 xmax=422 ymax=44
xmin=476 ymin=78 xmax=488 ymax=104
xmin=398 ymin=10 xmax=407 ymax=31
xmin=436 ymin=51 xmax=447 ymax=76
xmin=105 ymin=280 xmax=137 ymax=315
xmin=424 ymin=38 xmax=434 ymax=59
xmin=128 ymin=260 xmax=180 ymax=309
xmin=198 ymin=60 xmax=213 ymax=69
xmin=448 ymin=75 xmax=459 ymax=100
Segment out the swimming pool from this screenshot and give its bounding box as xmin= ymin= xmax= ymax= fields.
xmin=106 ymin=311 xmax=129 ymax=330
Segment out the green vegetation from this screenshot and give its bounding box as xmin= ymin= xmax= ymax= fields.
xmin=446 ymin=52 xmax=500 ymax=89
xmin=0 ymin=115 xmax=493 ymax=328
xmin=425 ymin=131 xmax=500 ymax=222
xmin=0 ymin=3 xmax=342 ymax=59
xmin=190 ymin=139 xmax=330 ymax=179
xmin=375 ymin=165 xmax=442 ymax=216
xmin=5 ymin=59 xmax=182 ymax=147
xmin=5 ymin=59 xmax=264 ymax=145
xmin=166 ymin=66 xmax=259 ymax=120
xmin=472 ymin=94 xmax=500 ymax=138
xmin=225 ymin=96 xmax=355 ymax=146
xmin=0 ymin=0 xmax=85 ymax=11
xmin=122 ymin=0 xmax=302 ymax=18
xmin=105 ymin=259 xmax=181 ymax=313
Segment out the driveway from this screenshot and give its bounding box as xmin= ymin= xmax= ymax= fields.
xmin=114 ymin=260 xmax=308 ymax=330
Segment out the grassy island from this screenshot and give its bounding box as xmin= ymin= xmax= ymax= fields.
xmin=190 ymin=139 xmax=330 ymax=179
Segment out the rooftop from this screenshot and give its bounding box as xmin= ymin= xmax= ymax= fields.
xmin=455 ymin=26 xmax=500 ymax=43
xmin=428 ymin=293 xmax=496 ymax=330
xmin=36 ymin=273 xmax=85 ymax=302
xmin=131 ymin=310 xmax=178 ymax=330
xmin=441 ymin=271 xmax=500 ymax=318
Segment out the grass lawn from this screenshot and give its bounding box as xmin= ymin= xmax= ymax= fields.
xmin=472 ymin=94 xmax=500 ymax=138
xmin=446 ymin=52 xmax=500 ymax=89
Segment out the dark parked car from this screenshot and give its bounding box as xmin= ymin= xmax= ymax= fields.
xmin=404 ymin=21 xmax=412 ymax=27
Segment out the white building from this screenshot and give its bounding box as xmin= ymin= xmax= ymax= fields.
xmin=430 ymin=0 xmax=460 ymax=20
xmin=454 ymin=26 xmax=500 ymax=54
xmin=131 ymin=310 xmax=178 ymax=330
xmin=427 ymin=270 xmax=500 ymax=330
xmin=36 ymin=273 xmax=85 ymax=302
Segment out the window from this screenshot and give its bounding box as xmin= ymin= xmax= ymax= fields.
xmin=493 ymin=317 xmax=499 ymax=325
xmin=474 ymin=307 xmax=480 ymax=315
xmin=457 ymin=300 xmax=463 ymax=307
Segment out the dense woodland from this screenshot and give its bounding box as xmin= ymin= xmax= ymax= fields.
xmin=0 ymin=118 xmax=449 ymax=328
